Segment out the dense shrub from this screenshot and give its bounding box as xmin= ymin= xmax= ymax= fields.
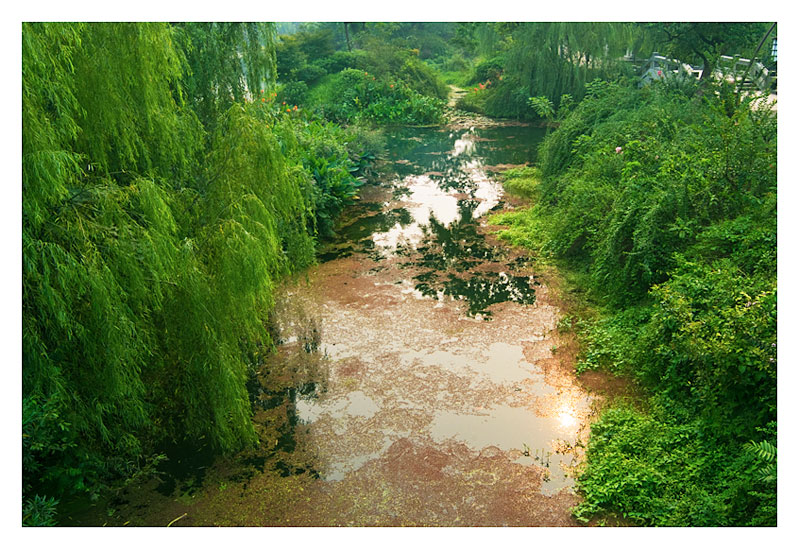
xmin=294 ymin=63 xmax=327 ymax=84
xmin=277 ymin=81 xmax=309 ymax=106
xmin=316 ymin=49 xmax=370 ymax=74
xmin=276 ymin=27 xmax=336 ymax=82
xmin=574 ymin=407 xmax=776 ymax=526
xmin=311 ymin=68 xmax=444 ymax=125
xmin=355 ymin=39 xmax=449 ymax=100
xmin=467 ymin=56 xmax=504 ymax=84
xmin=493 ymin=77 xmax=777 ymax=526
xmin=503 ymin=78 xmax=776 ymax=305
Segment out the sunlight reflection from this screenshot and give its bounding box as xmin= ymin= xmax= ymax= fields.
xmin=557 ymin=407 xmax=578 ymax=429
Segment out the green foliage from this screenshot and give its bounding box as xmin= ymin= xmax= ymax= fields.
xmin=353 ymin=29 xmax=450 ymax=100
xmin=291 ymin=120 xmax=364 ymax=237
xmin=22 ymin=22 xmax=379 ymax=520
xmin=492 ymin=72 xmax=776 ymax=526
xmin=23 ymin=24 xmax=200 ymax=501
xmin=574 ymin=406 xmax=776 ymax=526
xmin=575 ymin=307 xmax=650 ymax=376
xmin=177 ymin=23 xmax=277 ymax=129
xmin=23 ymin=495 xmax=60 ymax=527
xmin=528 ymin=96 xmax=555 ymax=120
xmin=528 ymin=78 xmax=777 ymax=304
xmin=465 ymin=23 xmax=636 ymax=118
xmin=276 ymin=27 xmax=336 ymax=84
xmin=650 ymin=23 xmax=772 ymax=80
xmin=497 ymin=166 xmax=540 ymax=199
xmin=467 ymin=56 xmax=504 ymax=84
xmin=311 ymin=68 xmax=444 ymax=125
xmin=277 ymin=22 xmax=451 ymax=125
xmin=315 ymin=50 xmax=370 ymax=75
xmin=454 ymin=90 xmax=486 ymax=115
xmin=277 ymin=81 xmax=309 ymax=106
xmin=641 ymin=259 xmax=776 ymax=431
xmin=482 ymin=80 xmax=536 ymax=120
xmin=746 ymin=440 xmax=777 ymax=483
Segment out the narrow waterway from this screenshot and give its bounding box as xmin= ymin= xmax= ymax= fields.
xmin=72 ymin=122 xmax=610 ymax=528
xmin=270 ymin=123 xmax=595 ymax=525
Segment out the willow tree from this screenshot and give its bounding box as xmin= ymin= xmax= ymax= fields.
xmin=470 ymin=22 xmax=635 ymax=117
xmin=506 ymin=23 xmax=634 ymax=106
xmin=175 ymin=22 xmax=277 ymax=129
xmin=24 ymin=22 xmax=192 ymax=498
xmin=23 ymin=21 xmax=315 ymax=507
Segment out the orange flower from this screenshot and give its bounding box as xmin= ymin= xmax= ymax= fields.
xmin=390 ymin=84 xmax=394 ymax=88
xmin=261 ymin=98 xmax=265 ymax=102
xmin=286 ymin=108 xmax=291 ymax=113
xmin=293 ymin=105 xmax=298 ymax=111
xmin=260 ymin=89 xmax=264 ymax=93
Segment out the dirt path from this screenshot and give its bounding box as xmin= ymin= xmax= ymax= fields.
xmin=448 ymin=84 xmax=467 ymax=107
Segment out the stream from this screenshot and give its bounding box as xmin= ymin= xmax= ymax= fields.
xmin=267 ymin=123 xmax=597 ymax=526
xmin=75 ymin=122 xmax=608 ymax=528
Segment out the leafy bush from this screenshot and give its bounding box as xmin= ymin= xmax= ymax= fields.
xmin=270 ymin=113 xmax=369 ymax=238
xmin=276 ymin=27 xmax=336 ymax=82
xmin=492 ymin=76 xmax=777 ymax=526
xmin=277 ymin=81 xmax=309 ymax=106
xmin=294 ymin=63 xmax=327 ymax=84
xmin=468 ymin=56 xmax=504 ymax=84
xmin=454 ymin=90 xmax=486 ymax=114
xmin=316 ymin=49 xmax=370 ymax=74
xmin=355 ymin=39 xmax=449 ymax=100
xmin=23 ymin=495 xmax=60 ymax=527
xmin=311 ymin=68 xmax=444 ymax=125
xmin=574 ymin=406 xmax=776 ymax=526
xmin=498 ymin=167 xmax=540 ymax=199
xmin=482 ymin=80 xmax=536 ymax=120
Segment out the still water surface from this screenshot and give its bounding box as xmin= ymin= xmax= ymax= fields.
xmin=283 ymin=124 xmax=594 ymax=525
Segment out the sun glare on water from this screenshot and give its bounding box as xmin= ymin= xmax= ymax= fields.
xmin=557 ymin=407 xmax=578 ymax=429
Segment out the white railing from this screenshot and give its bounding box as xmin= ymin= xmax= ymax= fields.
xmin=638 ymin=52 xmax=774 ymax=92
